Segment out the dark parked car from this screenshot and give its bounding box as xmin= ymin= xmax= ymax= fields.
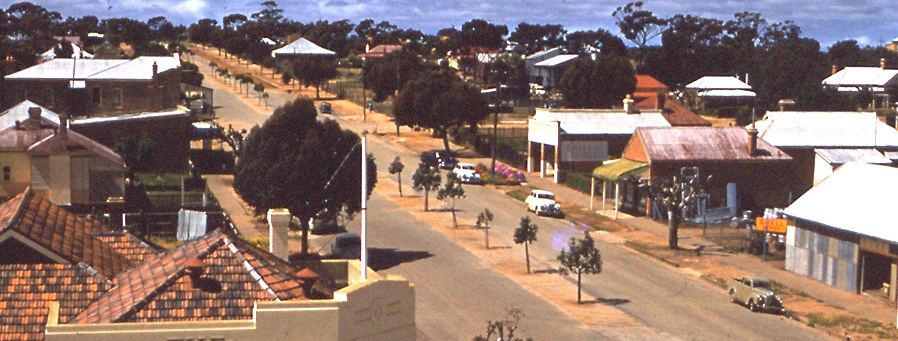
xmin=421 ymin=149 xmax=458 ymax=170
xmin=319 ymin=102 xmax=332 ymax=114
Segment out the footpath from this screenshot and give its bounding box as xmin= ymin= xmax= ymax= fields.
xmin=190 ymin=45 xmax=896 ymax=340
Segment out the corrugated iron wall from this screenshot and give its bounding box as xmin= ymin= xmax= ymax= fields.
xmin=786 ymin=225 xmax=858 ymax=292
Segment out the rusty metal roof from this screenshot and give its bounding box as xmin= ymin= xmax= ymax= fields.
xmin=636 ymin=126 xmax=792 ymax=162
xmin=755 ymin=111 xmax=898 ymax=148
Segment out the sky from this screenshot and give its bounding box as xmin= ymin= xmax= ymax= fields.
xmin=6 ymin=0 xmax=898 ymax=50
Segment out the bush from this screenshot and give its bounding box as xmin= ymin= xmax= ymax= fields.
xmin=565 ymin=172 xmax=594 ymax=194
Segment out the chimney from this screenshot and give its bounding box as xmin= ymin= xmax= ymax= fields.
xmin=268 ymin=208 xmax=291 ymax=260
xmin=24 ymin=107 xmax=42 ymax=130
xmin=623 ymin=94 xmax=635 ymax=114
xmin=747 ymin=124 xmax=759 ymax=157
xmin=58 ymin=113 xmax=68 ymax=150
xmin=152 ymin=61 xmax=158 ymax=76
xmin=296 ymin=268 xmax=320 ymax=298
xmin=881 ymin=58 xmax=887 ymax=69
xmin=832 ymin=64 xmax=838 ymax=75
xmin=655 ymin=93 xmax=666 ymax=110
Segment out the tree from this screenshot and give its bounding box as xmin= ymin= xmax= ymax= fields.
xmin=437 ymin=173 xmax=465 ymax=228
xmin=613 ymin=1 xmax=665 ymax=48
xmin=476 ymin=208 xmax=494 ymax=249
xmin=557 ymin=231 xmax=603 ymax=304
xmin=52 ymin=37 xmax=74 ymax=58
xmin=365 ymin=49 xmax=427 ymax=102
xmin=514 ymin=216 xmax=538 ymax=274
xmin=113 ymin=131 xmax=155 ymax=173
xmin=641 ymin=169 xmax=711 ymax=249
xmin=508 ymin=22 xmax=566 ymax=55
xmin=388 ymin=156 xmax=405 ymax=197
xmin=471 ymin=308 xmax=533 ymax=341
xmin=411 ymin=161 xmax=441 ymax=212
xmin=233 ymin=97 xmax=377 ymax=256
xmin=393 ymin=70 xmax=490 ymax=151
xmin=254 ymin=83 xmax=265 ymax=104
xmin=292 ymin=56 xmax=338 ymax=99
xmin=559 ymin=56 xmax=636 ymax=109
xmin=564 ymin=29 xmax=627 ymax=57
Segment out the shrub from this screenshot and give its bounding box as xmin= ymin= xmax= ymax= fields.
xmin=565 ymin=172 xmax=594 ymax=194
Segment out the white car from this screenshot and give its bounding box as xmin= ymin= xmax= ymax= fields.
xmin=525 ymin=190 xmax=563 ymax=217
xmin=452 ymin=163 xmax=481 ymax=184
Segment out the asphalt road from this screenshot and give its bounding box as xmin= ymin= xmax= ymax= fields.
xmin=196 ymin=55 xmax=833 ymax=341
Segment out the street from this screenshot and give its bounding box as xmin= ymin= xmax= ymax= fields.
xmin=196 ymin=54 xmax=834 ymax=341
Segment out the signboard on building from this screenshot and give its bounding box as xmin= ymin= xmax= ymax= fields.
xmin=528 ymin=119 xmax=558 ymax=145
xmin=756 ymin=217 xmax=787 ymax=234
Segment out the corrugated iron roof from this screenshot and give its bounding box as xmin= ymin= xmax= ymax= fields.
xmin=591 ymin=159 xmax=648 ymax=181
xmin=754 ymin=111 xmax=898 ymax=147
xmin=534 ymin=54 xmax=578 ymax=67
xmin=784 ymin=163 xmax=898 ymax=242
xmin=815 ymin=148 xmax=892 ymax=165
xmin=271 ymin=37 xmax=335 ymax=56
xmin=0 ymin=101 xmax=60 ymax=129
xmin=533 ymin=109 xmax=670 ymax=135
xmin=5 ymin=56 xmax=179 ymax=81
xmin=637 ymin=126 xmax=792 ymax=162
xmin=822 ymin=67 xmax=898 ymax=88
xmin=526 ymin=47 xmax=562 ymax=60
xmin=685 ymin=76 xmax=752 ymax=90
xmin=696 ymin=89 xmax=756 ymax=98
xmin=27 ymin=129 xmax=125 ymax=168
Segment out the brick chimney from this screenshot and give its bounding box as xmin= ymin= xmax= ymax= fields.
xmin=881 ymin=58 xmax=887 ymax=69
xmin=23 ymin=107 xmax=42 ymax=130
xmin=655 ymin=93 xmax=666 ymax=110
xmin=623 ymin=94 xmax=635 ymax=114
xmin=832 ymin=64 xmax=838 ymax=75
xmin=296 ymin=268 xmax=320 ymax=298
xmin=268 ymin=208 xmax=291 ymax=260
xmin=152 ymin=61 xmax=158 ymax=76
xmin=747 ymin=124 xmax=759 ymax=157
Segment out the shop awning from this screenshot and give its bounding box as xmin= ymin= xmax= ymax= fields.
xmin=591 ymin=159 xmax=648 ymax=181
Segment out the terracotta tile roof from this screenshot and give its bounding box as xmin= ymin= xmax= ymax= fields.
xmin=0 ymin=263 xmax=112 ymax=341
xmin=635 ymin=74 xmax=667 ymax=91
xmin=91 ymin=231 xmax=160 ymax=263
xmin=0 ymin=189 xmax=132 ymax=278
xmin=70 ymin=230 xmax=328 ymax=324
xmin=634 ymin=95 xmax=712 ymax=127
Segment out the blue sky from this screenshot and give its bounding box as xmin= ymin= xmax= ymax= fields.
xmin=7 ymin=0 xmax=898 ymax=49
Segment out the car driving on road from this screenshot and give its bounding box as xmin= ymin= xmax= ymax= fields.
xmin=421 ymin=149 xmax=458 ymax=170
xmin=525 ymin=189 xmax=563 ymax=217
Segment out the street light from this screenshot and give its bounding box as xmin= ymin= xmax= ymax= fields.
xmin=360 ymin=130 xmax=368 ymax=280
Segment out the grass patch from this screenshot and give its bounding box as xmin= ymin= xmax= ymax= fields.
xmin=505 ymin=188 xmax=529 ymax=202
xmin=807 ymin=313 xmax=897 ymax=338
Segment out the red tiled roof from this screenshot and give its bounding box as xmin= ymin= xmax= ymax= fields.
xmin=0 ymin=263 xmax=112 ymax=341
xmin=92 ymin=231 xmax=160 ymax=263
xmin=0 ymin=189 xmax=132 ymax=278
xmin=634 ymin=95 xmax=712 ymax=127
xmin=70 ymin=231 xmax=328 ymax=324
xmin=635 ymin=74 xmax=667 ymax=91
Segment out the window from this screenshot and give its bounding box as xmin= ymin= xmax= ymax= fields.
xmin=91 ymin=87 xmax=101 ymax=105
xmin=3 ymin=166 xmax=10 ymax=181
xmin=112 ymin=88 xmax=122 ymax=108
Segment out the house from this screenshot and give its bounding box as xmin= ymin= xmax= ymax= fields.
xmin=608 ymin=126 xmax=793 ymax=216
xmin=0 ymin=101 xmax=126 ymax=206
xmin=683 ymin=76 xmax=755 ymax=112
xmin=271 ymin=37 xmax=336 ymax=58
xmin=783 ymin=162 xmax=898 ymax=299
xmin=360 ymin=44 xmax=403 ymax=60
xmin=533 ymin=54 xmax=578 ymax=89
xmin=526 ymin=104 xmax=669 ymax=183
xmin=0 ymin=190 xmax=416 ymax=341
xmin=524 ymin=47 xmax=563 ymax=84
xmin=4 ymin=55 xmax=182 ymax=117
xmin=753 ymin=111 xmax=898 ymax=196
xmin=633 ymin=93 xmax=712 ymax=127
xmin=822 ymin=60 xmax=898 ymax=109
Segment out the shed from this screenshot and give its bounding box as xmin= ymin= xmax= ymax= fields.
xmin=783 ymin=163 xmax=898 ymax=297
xmin=271 ymin=37 xmax=336 ymax=58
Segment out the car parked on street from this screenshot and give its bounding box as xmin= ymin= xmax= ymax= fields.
xmin=421 ymin=149 xmax=458 ymax=170
xmin=525 ymin=189 xmax=563 ymax=217
xmin=452 ymin=163 xmax=481 ymax=184
xmin=728 ymin=275 xmax=784 ymax=314
xmin=331 ymin=233 xmax=361 ymax=259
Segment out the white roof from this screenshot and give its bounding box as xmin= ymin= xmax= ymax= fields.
xmin=533 ymin=109 xmax=670 ymax=135
xmin=754 ymin=111 xmax=898 ymax=147
xmin=526 ymin=47 xmax=563 ymax=60
xmin=822 ymin=67 xmax=898 ymax=89
xmin=784 ymin=163 xmax=898 ymax=243
xmin=0 ymin=100 xmax=60 ymax=128
xmin=271 ymin=38 xmax=335 ymax=57
xmin=685 ymin=76 xmax=752 ymax=90
xmin=534 ymin=55 xmax=578 ymax=67
xmin=71 ymin=108 xmax=186 ymax=125
xmin=815 ymin=148 xmax=892 ymax=165
xmin=696 ymin=89 xmax=756 ymax=98
xmin=6 ymin=56 xmax=179 ymax=81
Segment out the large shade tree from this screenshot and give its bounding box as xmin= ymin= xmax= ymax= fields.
xmin=233 ymin=97 xmax=377 ymax=256
xmin=393 ymin=70 xmax=490 ymax=150
xmin=559 ymin=56 xmax=636 ymax=109
xmin=292 ymin=56 xmax=338 ymax=99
